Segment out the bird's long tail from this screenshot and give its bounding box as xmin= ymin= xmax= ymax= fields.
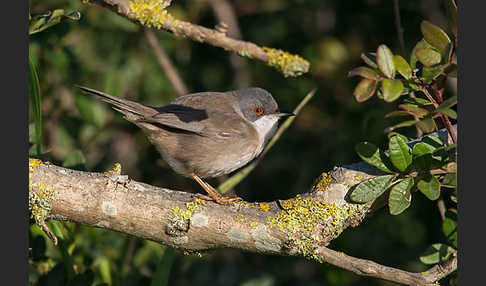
xmin=76 ymin=85 xmax=156 ymax=118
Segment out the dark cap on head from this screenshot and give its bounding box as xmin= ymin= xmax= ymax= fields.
xmin=232 ymin=88 xmax=279 ymax=122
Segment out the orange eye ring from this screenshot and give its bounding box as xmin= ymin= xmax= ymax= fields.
xmin=252 ymin=106 xmax=264 ymax=116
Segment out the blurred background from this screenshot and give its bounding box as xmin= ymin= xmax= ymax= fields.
xmin=29 ymin=0 xmax=456 ymax=285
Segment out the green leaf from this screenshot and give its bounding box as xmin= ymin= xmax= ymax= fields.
xmin=410 ymin=39 xmax=434 ymax=69
xmin=388 ymin=177 xmax=414 ymax=215
xmin=437 ymin=95 xmax=457 ymax=109
xmin=353 ymin=79 xmax=378 ymax=102
xmin=29 ymin=9 xmax=81 ymax=35
xmin=420 ymin=20 xmax=451 ymax=56
xmin=421 ymin=65 xmax=446 ymax=84
xmin=419 ymin=243 xmax=455 ymax=264
xmin=384 ymin=120 xmax=418 ymax=133
xmin=151 ymin=246 xmax=177 ymax=286
xmin=389 ymin=134 xmax=412 ymax=172
xmin=442 ymin=209 xmax=457 ymax=248
xmin=416 ymin=48 xmax=442 ymax=67
xmin=385 ymin=111 xmax=415 ymax=118
xmin=355 ymin=142 xmax=394 ymax=173
xmin=62 ymin=150 xmax=86 ymax=170
xmin=381 ymin=79 xmax=404 ymax=102
xmin=412 ymin=142 xmax=436 ymax=157
xmin=422 ymin=135 xmax=444 ymax=148
xmin=399 ymin=104 xmax=429 ymax=118
xmin=444 ymin=0 xmax=457 ymax=38
xmin=438 ymin=108 xmax=457 ymax=119
xmin=361 ymin=52 xmax=377 ymax=68
xmin=416 ymin=118 xmax=437 ymax=133
xmin=347 ymin=67 xmax=380 ymax=79
xmin=442 ymin=173 xmax=456 ymax=188
xmin=376 ymin=44 xmax=395 ymax=78
xmin=393 ymin=55 xmax=412 ymax=80
xmin=29 ymin=53 xmax=42 ymax=155
xmin=350 ymin=175 xmax=396 ymax=203
xmin=402 ymin=97 xmax=434 ymax=106
xmin=412 ymin=142 xmax=442 ymax=170
xmin=417 ymin=175 xmax=441 ymax=200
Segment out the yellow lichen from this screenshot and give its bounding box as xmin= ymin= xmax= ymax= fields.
xmin=263 ymin=47 xmax=309 ymax=77
xmin=315 ymin=172 xmax=332 ymax=192
xmin=129 ymin=0 xmax=176 ymax=29
xmin=29 ymin=158 xmax=45 ymax=173
xmin=259 ymin=203 xmax=271 ymax=212
xmin=235 ymin=214 xmax=246 ymax=222
xmin=268 ymin=194 xmax=365 ymax=261
xmin=29 ymin=158 xmax=58 ymax=226
xmin=170 ymin=199 xmax=203 ymax=224
xmin=248 ymin=220 xmax=260 ymax=229
xmin=29 ymin=182 xmax=59 ymax=226
xmin=354 ymin=175 xmax=363 ymax=182
xmin=104 ymin=162 xmax=122 ymax=175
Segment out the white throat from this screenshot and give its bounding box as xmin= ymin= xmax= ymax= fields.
xmin=252 ymin=115 xmax=279 ymax=151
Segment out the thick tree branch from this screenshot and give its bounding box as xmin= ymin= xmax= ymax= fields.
xmin=29 ymin=126 xmax=456 ymax=285
xmin=84 ymin=0 xmax=309 ymax=77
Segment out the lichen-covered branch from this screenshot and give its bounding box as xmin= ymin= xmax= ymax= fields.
xmin=84 ymin=0 xmax=309 ymax=77
xmin=29 ymin=126 xmax=455 ymax=285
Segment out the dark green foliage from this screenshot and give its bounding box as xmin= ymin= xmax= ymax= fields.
xmin=349 ymin=174 xmax=396 ymax=203
xmin=388 ymin=177 xmax=413 ymax=215
xmin=355 ymin=142 xmax=393 ymax=173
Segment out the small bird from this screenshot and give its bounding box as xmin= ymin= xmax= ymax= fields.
xmin=77 ymin=86 xmax=293 ymax=204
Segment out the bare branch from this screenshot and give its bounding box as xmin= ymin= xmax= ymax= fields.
xmin=317 ymin=247 xmax=456 ymax=285
xmin=84 ymin=0 xmax=309 ymax=77
xmin=144 ymin=28 xmax=188 ymax=96
xmin=393 ymin=0 xmax=406 ymax=57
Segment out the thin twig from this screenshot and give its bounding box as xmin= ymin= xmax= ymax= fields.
xmin=206 ymin=0 xmax=252 ymax=88
xmin=422 ymin=86 xmax=457 ymax=144
xmin=393 ymin=0 xmax=406 ymax=57
xmin=40 ymin=221 xmax=58 ymax=245
xmin=144 ymin=29 xmax=188 ymax=96
xmin=217 ymin=89 xmax=317 ymax=194
xmin=317 ymin=246 xmax=457 ymax=285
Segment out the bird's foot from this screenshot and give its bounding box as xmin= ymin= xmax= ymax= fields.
xmin=196 ymin=193 xmax=243 ymax=205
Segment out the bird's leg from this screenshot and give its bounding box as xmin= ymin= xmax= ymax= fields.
xmin=190 ymin=173 xmax=242 ymax=205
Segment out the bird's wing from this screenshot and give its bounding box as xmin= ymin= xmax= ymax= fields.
xmin=144 ymin=91 xmax=243 ymax=135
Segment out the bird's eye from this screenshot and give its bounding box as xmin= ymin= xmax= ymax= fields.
xmin=252 ymin=106 xmax=264 ymax=116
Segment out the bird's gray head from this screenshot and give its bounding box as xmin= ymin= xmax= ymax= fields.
xmin=232 ymin=87 xmax=293 ymax=144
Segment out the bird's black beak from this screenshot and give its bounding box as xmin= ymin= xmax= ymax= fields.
xmin=276 ymin=110 xmax=295 ymax=118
